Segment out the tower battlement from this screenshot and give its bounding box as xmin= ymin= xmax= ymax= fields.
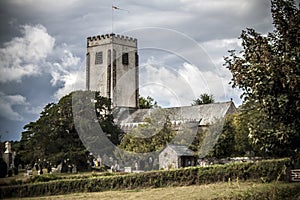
xmin=87 ymin=33 xmax=137 ymax=47
xmin=87 ymin=33 xmax=137 ymax=42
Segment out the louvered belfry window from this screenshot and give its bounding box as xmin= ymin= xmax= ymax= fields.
xmin=122 ymin=53 xmax=129 ymax=65
xmin=95 ymin=51 xmax=103 ymax=65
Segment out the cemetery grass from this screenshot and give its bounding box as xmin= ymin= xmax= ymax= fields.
xmin=8 ymin=181 xmax=300 ymax=200
xmin=0 ymin=170 xmax=100 ymax=186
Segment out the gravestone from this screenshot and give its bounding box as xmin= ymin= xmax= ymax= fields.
xmin=3 ymin=142 xmax=13 ymax=170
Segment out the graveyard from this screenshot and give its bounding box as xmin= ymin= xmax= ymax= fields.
xmin=0 ymin=156 xmax=300 ymax=199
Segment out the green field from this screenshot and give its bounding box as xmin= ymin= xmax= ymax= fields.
xmin=6 ymin=181 xmax=300 ymax=200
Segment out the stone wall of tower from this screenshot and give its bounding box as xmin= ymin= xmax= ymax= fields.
xmin=86 ymin=34 xmax=139 ymax=108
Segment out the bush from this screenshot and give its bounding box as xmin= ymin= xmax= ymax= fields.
xmin=13 ymin=167 xmax=18 ymax=175
xmin=7 ymin=169 xmax=13 ymax=177
xmin=30 ymin=174 xmax=61 ymax=183
xmin=0 ymin=158 xmax=292 ymax=199
xmin=0 ymin=158 xmax=7 ymax=178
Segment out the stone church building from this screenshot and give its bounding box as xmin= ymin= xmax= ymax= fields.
xmin=86 ymin=33 xmax=237 ymax=169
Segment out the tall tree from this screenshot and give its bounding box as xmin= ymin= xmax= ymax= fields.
xmin=17 ymin=91 xmax=120 ymax=169
xmin=192 ymin=93 xmax=215 ymax=105
xmin=224 ymin=0 xmax=299 ymax=157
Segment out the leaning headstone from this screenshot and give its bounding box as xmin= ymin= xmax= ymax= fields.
xmin=56 ymin=163 xmax=62 ymax=173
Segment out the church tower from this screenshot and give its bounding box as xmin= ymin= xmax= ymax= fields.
xmin=86 ymin=33 xmax=139 ymax=108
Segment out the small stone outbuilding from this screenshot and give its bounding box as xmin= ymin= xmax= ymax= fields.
xmin=159 ymin=144 xmax=196 ymax=169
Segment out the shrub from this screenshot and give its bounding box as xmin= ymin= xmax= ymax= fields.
xmin=7 ymin=169 xmax=13 ymax=177
xmin=0 ymin=158 xmax=7 ymax=178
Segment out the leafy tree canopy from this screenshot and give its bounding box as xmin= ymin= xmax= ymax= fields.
xmin=192 ymin=93 xmax=215 ymax=106
xmin=17 ymin=91 xmax=120 ymax=170
xmin=224 ymin=0 xmax=299 ymax=157
xmin=119 ymin=109 xmax=176 ymax=153
xmin=139 ymin=95 xmax=159 ymax=109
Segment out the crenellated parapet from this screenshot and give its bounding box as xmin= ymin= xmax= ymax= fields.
xmin=87 ymin=33 xmax=137 ymax=47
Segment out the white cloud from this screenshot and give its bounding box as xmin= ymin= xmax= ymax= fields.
xmin=139 ymin=57 xmax=242 ymax=107
xmin=50 ymin=49 xmax=84 ymax=99
xmin=0 ymin=92 xmax=29 ymax=121
xmin=61 ymin=50 xmax=81 ymax=68
xmin=0 ymin=23 xmax=84 ymax=101
xmin=53 ymin=70 xmax=85 ymax=100
xmin=0 ymin=23 xmax=85 ymax=122
xmin=201 ymin=38 xmax=242 ymax=66
xmin=139 ymin=58 xmax=207 ymax=107
xmin=0 ymin=24 xmax=55 ymax=83
xmin=50 ymin=49 xmax=81 ymax=85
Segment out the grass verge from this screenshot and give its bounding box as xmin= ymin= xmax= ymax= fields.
xmin=6 ymin=181 xmax=300 ymax=200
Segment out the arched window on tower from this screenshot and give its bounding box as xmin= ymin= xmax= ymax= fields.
xmin=135 ymin=52 xmax=139 ymax=67
xmin=86 ymin=52 xmax=90 ymax=90
xmin=95 ymin=51 xmax=103 ymax=65
xmin=107 ymin=50 xmax=111 ymax=97
xmin=113 ymin=49 xmax=117 ymax=90
xmin=122 ymin=53 xmax=129 ymax=65
xmin=135 ymin=52 xmax=139 ymax=107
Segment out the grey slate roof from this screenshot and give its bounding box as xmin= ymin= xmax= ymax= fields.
xmin=115 ymin=101 xmax=236 ymax=129
xmin=167 ymin=144 xmax=194 ymax=156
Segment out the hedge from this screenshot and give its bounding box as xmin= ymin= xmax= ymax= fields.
xmin=0 ymin=158 xmax=292 ymax=199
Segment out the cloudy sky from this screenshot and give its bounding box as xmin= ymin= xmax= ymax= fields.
xmin=0 ymin=0 xmax=276 ymax=141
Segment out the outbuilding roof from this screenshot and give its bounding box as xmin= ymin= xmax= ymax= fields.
xmin=166 ymin=144 xmax=195 ymax=156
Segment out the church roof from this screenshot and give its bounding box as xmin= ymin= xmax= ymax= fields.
xmin=116 ymin=101 xmax=236 ymax=129
xmin=165 ymin=144 xmax=195 ymax=156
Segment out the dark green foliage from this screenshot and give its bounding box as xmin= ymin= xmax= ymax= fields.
xmin=207 ymin=113 xmax=254 ymax=158
xmin=30 ymin=173 xmax=61 ymax=183
xmin=191 ymin=93 xmax=215 ymax=105
xmin=189 ymin=127 xmax=206 ymax=152
xmin=0 ymin=139 xmax=4 ymax=155
xmin=0 ymin=158 xmax=7 ymax=178
xmin=208 ymin=115 xmax=236 ymax=158
xmin=13 ymin=167 xmax=18 ymax=175
xmin=138 ymin=95 xmax=158 ymax=109
xmin=190 ymin=113 xmax=253 ymax=158
xmin=7 ymin=169 xmax=12 ymax=177
xmin=119 ymin=109 xmax=176 ymax=153
xmin=0 ymin=158 xmax=292 ymax=198
xmin=224 ymin=0 xmax=300 ymax=157
xmin=17 ymin=91 xmax=120 ymax=169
